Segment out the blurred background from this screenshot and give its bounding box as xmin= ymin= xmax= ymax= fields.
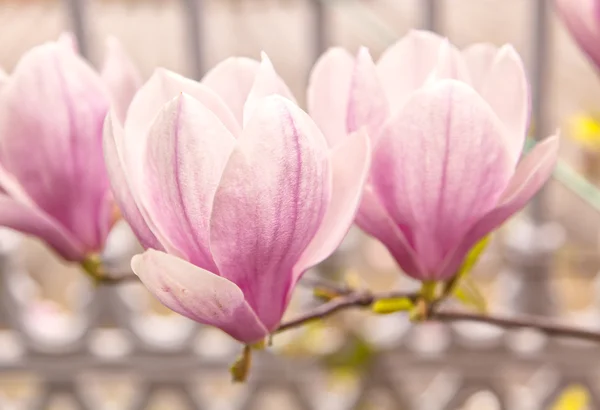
xmin=1 ymin=0 xmax=600 ymax=409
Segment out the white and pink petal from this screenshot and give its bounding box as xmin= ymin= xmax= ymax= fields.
xmin=307 ymin=47 xmax=355 ymax=147
xmin=202 ymin=56 xmax=261 ymax=124
xmin=438 ymin=135 xmax=559 ymax=279
xmin=141 ymin=94 xmax=235 ymax=271
xmin=101 ymin=37 xmax=142 ymax=124
xmin=132 ymin=250 xmax=268 ymax=344
xmin=124 ymin=68 xmax=241 ymax=184
xmin=376 ymin=30 xmax=446 ymax=110
xmin=346 ymin=47 xmax=390 ymax=144
xmin=0 ymin=42 xmax=111 ymax=251
xmin=355 ymin=187 xmax=425 ymax=278
xmin=103 ymin=111 xmax=162 ymax=251
xmin=294 ymin=129 xmax=371 ymax=278
xmin=0 ymin=195 xmax=85 ymax=261
xmin=477 ymin=45 xmax=529 ymax=165
xmin=462 ymin=43 xmax=499 ymax=92
xmin=371 ymin=80 xmax=514 ymax=279
xmin=210 ymin=96 xmax=330 ymax=331
xmin=242 ymin=52 xmax=297 ymax=126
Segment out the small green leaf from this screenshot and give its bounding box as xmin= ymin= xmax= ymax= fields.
xmin=372 ymin=297 xmax=414 ymax=314
xmin=452 ymin=277 xmax=487 ymax=313
xmin=456 ymin=235 xmax=491 ymax=278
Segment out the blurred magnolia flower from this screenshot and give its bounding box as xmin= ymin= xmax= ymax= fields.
xmin=0 ymin=33 xmax=141 ymax=262
xmin=308 ymin=30 xmax=559 ymax=281
xmin=103 ymin=54 xmax=371 ymax=344
xmin=555 ymin=0 xmax=600 ymax=72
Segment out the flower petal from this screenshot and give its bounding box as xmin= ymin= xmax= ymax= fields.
xmin=210 ymin=95 xmax=329 ymax=331
xmin=0 ymin=42 xmax=111 ymax=252
xmin=355 ymin=187 xmax=425 ymax=278
xmin=438 ymin=135 xmax=559 ymax=279
xmin=57 ymin=32 xmax=78 ymax=52
xmin=347 ymin=47 xmax=390 ymax=144
xmin=0 ymin=195 xmax=85 ymax=261
xmin=294 ymin=129 xmax=371 ymax=276
xmin=462 ymin=43 xmax=499 ymax=92
xmin=307 ymin=47 xmax=355 ymax=147
xmin=477 ymin=45 xmax=529 ymax=165
xmin=242 ymin=52 xmax=297 ymax=126
xmin=123 ymin=68 xmax=241 ymax=191
xmin=371 ymin=80 xmax=513 ymax=279
xmin=142 ymin=94 xmax=236 ymax=271
xmin=0 ymin=67 xmax=7 ymax=86
xmin=425 ymin=38 xmax=471 ymax=84
xmin=556 ymin=0 xmax=600 ymax=71
xmin=202 ymin=56 xmax=261 ymax=124
xmin=102 ymin=111 xmax=162 ymax=250
xmin=101 ymin=37 xmax=142 ymax=124
xmin=376 ymin=30 xmax=445 ymax=110
xmin=132 ymin=249 xmax=268 ymax=344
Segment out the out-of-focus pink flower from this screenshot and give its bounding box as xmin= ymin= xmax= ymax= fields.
xmin=555 ymin=0 xmax=600 ymax=71
xmin=103 ymin=53 xmax=371 ymax=344
xmin=308 ymin=30 xmax=559 ymax=281
xmin=0 ymin=34 xmax=140 ymax=262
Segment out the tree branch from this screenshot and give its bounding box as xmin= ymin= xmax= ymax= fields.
xmin=431 ymin=310 xmax=600 ymax=343
xmin=276 ymin=289 xmax=418 ymax=333
xmin=276 ymin=281 xmax=600 ymax=343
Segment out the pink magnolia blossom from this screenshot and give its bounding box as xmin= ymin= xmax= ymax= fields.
xmin=103 ymin=54 xmax=371 ymax=344
xmin=308 ymin=30 xmax=559 ymax=281
xmin=555 ymin=0 xmax=600 ymax=71
xmin=0 ymin=34 xmax=141 ymax=262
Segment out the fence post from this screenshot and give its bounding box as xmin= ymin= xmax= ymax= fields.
xmin=311 ymin=0 xmax=327 ymax=64
xmin=505 ymin=0 xmax=560 ymax=318
xmin=422 ymin=0 xmax=440 ymax=33
xmin=64 ymin=0 xmax=90 ymax=59
xmin=181 ymin=0 xmax=204 ymax=79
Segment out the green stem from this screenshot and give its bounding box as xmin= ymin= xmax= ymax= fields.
xmin=230 ymin=345 xmax=252 ymax=383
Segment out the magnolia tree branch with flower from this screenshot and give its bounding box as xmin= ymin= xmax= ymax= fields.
xmin=2 ymin=25 xmax=598 ymax=383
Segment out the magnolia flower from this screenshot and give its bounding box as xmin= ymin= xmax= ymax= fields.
xmin=555 ymin=0 xmax=600 ymax=71
xmin=308 ymin=30 xmax=559 ymax=281
xmin=0 ymin=34 xmax=141 ymax=262
xmin=103 ymin=54 xmax=371 ymax=344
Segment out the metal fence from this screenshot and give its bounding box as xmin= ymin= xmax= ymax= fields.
xmin=1 ymin=0 xmax=599 ymax=409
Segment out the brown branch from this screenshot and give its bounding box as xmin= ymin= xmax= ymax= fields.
xmin=276 ymin=289 xmax=418 ymax=333
xmin=431 ymin=310 xmax=600 ymax=343
xmin=276 ymin=281 xmax=600 ymax=343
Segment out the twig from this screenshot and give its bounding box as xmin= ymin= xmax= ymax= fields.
xmin=431 ymin=310 xmax=600 ymax=343
xmin=276 ymin=289 xmax=418 ymax=333
xmin=277 ymin=280 xmax=600 ymax=344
